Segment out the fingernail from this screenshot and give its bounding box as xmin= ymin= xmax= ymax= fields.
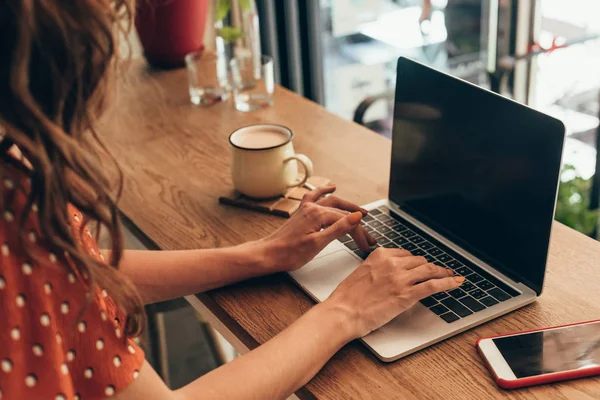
xmin=454 ymin=276 xmax=465 ymax=283
xmin=446 ymin=268 xmax=454 ymax=276
xmin=348 ymin=211 xmax=363 ymax=225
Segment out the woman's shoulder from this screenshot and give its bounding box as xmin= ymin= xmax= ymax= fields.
xmin=0 ymin=160 xmax=144 ymax=399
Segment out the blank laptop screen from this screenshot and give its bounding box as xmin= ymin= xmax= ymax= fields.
xmin=389 ymin=57 xmax=565 ymax=294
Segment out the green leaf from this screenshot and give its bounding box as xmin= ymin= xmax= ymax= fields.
xmin=555 ymin=163 xmax=599 ymax=236
xmin=216 ymin=0 xmax=230 ymax=22
xmin=217 ymin=26 xmax=244 ymax=43
xmin=240 ymin=0 xmax=252 ymax=11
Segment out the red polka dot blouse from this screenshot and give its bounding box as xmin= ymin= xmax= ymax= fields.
xmin=0 ymin=157 xmax=145 ymax=399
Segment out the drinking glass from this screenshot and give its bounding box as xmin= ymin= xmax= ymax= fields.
xmin=185 ymin=51 xmax=229 ymax=106
xmin=230 ymin=55 xmax=274 ymax=112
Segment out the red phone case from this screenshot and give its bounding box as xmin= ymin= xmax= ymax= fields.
xmin=476 ymin=319 xmax=600 ymax=389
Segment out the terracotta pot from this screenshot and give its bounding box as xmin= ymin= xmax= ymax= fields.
xmin=135 ymin=0 xmax=209 ymax=68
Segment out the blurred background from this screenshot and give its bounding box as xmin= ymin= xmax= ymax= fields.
xmin=251 ymin=0 xmax=600 ymax=238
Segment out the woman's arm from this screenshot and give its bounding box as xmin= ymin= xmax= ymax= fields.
xmin=116 ymin=242 xmax=272 ymax=304
xmin=115 ymin=249 xmax=463 ymax=400
xmin=116 ymin=186 xmax=376 ymax=305
xmin=118 ymin=300 xmax=353 ymax=400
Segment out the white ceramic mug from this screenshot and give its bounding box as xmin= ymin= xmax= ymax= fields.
xmin=229 ymin=124 xmax=313 ymax=199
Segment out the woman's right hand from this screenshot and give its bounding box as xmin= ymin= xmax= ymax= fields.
xmin=326 ymin=248 xmax=465 ymax=339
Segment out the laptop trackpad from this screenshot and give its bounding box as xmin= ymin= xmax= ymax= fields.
xmin=290 ymin=250 xmax=361 ymax=303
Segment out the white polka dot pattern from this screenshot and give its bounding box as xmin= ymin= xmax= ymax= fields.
xmin=2 ymin=178 xmax=13 ymax=190
xmin=3 ymin=210 xmax=13 ymax=222
xmin=21 ymin=263 xmax=32 ymax=275
xmin=40 ymin=313 xmax=50 ymax=327
xmin=0 ymin=179 xmax=145 ymax=399
xmin=1 ymin=359 xmax=11 ymax=373
xmin=32 ymin=344 xmax=43 ymax=357
xmin=15 ymin=294 xmax=25 ymax=308
xmin=24 ymin=374 xmax=37 ymax=387
xmin=105 ymin=385 xmax=115 ymax=397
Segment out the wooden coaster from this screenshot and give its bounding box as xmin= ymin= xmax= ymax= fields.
xmin=219 ymin=176 xmax=332 ymax=218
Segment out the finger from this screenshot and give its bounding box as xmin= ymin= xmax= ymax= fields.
xmin=394 ymin=256 xmax=429 ymax=270
xmin=349 ymin=224 xmax=370 ymax=252
xmin=411 ymin=276 xmax=465 ymax=300
xmin=408 ymin=263 xmax=453 ymax=285
xmin=359 ymin=225 xmax=377 ymax=245
xmin=301 ymin=185 xmax=337 ymax=204
xmin=367 ymin=234 xmax=377 ymax=246
xmin=317 ymin=196 xmax=368 ymax=215
xmin=318 ymin=207 xmax=370 ymax=251
xmin=315 ymin=207 xmax=355 ymax=230
xmin=368 ymin=247 xmax=412 ymax=259
xmin=318 ymin=211 xmax=363 ymax=245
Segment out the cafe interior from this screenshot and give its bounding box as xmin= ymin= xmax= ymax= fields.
xmin=2 ymin=0 xmax=600 ymax=399
xmin=112 ymin=0 xmax=600 ymax=396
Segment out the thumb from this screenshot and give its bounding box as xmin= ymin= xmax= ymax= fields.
xmin=319 ymin=211 xmax=363 ymax=244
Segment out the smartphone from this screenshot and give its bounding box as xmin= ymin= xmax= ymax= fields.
xmin=477 ymin=320 xmax=600 ymax=389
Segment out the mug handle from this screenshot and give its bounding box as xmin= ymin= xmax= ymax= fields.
xmin=284 ymin=154 xmax=313 ymax=188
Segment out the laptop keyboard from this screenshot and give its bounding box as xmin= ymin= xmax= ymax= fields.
xmin=338 ymin=206 xmax=520 ymax=324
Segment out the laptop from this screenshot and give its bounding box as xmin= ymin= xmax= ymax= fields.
xmin=289 ymin=57 xmax=566 ymax=362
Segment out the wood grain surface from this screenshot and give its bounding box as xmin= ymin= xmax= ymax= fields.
xmin=99 ymin=60 xmax=600 ymax=399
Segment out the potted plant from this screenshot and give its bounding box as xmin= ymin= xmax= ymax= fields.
xmin=214 ymin=0 xmax=261 ymax=61
xmin=555 ymin=164 xmax=599 ymax=237
xmin=135 ymin=0 xmax=209 ymax=68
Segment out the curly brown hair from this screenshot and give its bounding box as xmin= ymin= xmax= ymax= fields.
xmin=0 ymin=0 xmax=144 ymax=336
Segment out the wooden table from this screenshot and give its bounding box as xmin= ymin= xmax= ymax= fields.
xmin=100 ymin=61 xmax=600 ymax=399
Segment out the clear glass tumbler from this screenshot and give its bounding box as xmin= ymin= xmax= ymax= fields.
xmin=185 ymin=51 xmax=229 ymax=106
xmin=230 ymin=54 xmax=274 ymax=112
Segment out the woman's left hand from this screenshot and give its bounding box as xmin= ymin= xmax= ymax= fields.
xmin=260 ymin=185 xmax=376 ymax=272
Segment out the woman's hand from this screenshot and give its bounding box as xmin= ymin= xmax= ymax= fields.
xmin=261 ymin=185 xmax=376 ymax=272
xmin=326 ymin=248 xmax=464 ymax=338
